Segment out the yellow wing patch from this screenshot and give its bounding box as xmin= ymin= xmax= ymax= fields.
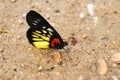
xmin=32 ymin=32 xmax=41 ymax=36
xmin=32 ymin=30 xmax=52 ymax=41
xmin=42 ymin=30 xmax=47 ymax=33
xmin=40 ymin=35 xmax=50 ymax=41
xmin=32 ymin=38 xmax=43 ymax=41
xmin=32 ymin=35 xmax=39 ymax=38
xmin=31 ymin=30 xmax=53 ymax=48
xmin=33 ymin=41 xmax=49 ymax=48
xmin=35 ymin=30 xmax=41 ymax=34
xmin=49 ymin=32 xmax=52 ymax=35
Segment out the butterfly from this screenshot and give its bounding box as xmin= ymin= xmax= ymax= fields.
xmin=26 ymin=10 xmax=68 ymax=49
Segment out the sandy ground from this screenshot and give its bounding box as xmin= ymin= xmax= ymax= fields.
xmin=0 ymin=0 xmax=120 ymax=80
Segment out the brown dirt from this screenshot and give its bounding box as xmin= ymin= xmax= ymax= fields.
xmin=0 ymin=0 xmax=120 ymax=80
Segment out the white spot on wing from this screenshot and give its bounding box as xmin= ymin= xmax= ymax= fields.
xmin=34 ymin=20 xmax=38 ymax=23
xmin=36 ymin=18 xmax=41 ymax=22
xmin=32 ymin=22 xmax=37 ymax=25
xmin=42 ymin=26 xmax=46 ymax=29
xmin=47 ymin=28 xmax=53 ymax=32
xmin=32 ymin=19 xmax=40 ymax=25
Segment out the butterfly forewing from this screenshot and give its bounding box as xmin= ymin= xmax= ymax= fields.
xmin=27 ymin=11 xmax=56 ymax=32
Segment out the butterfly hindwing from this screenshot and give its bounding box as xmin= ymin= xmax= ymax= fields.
xmin=26 ymin=10 xmax=68 ymax=49
xmin=27 ymin=27 xmax=52 ymax=48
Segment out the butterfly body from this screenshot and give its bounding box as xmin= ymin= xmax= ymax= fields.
xmin=26 ymin=10 xmax=68 ymax=49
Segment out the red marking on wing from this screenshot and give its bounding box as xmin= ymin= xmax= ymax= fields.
xmin=51 ymin=38 xmax=60 ymax=48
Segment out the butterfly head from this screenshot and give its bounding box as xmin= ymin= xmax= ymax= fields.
xmin=54 ymin=42 xmax=68 ymax=49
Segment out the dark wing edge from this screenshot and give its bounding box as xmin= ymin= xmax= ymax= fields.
xmin=26 ymin=28 xmax=34 ymax=45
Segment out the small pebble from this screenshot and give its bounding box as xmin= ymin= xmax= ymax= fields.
xmin=79 ymin=12 xmax=85 ymax=19
xmin=97 ymin=59 xmax=108 ymax=75
xmin=78 ymin=76 xmax=83 ymax=80
xmin=22 ymin=13 xmax=26 ymax=18
xmin=13 ymin=68 xmax=17 ymax=72
xmin=17 ymin=36 xmax=21 ymax=39
xmin=20 ymin=64 xmax=25 ymax=67
xmin=10 ymin=0 xmax=16 ymax=3
xmin=98 ymin=36 xmax=106 ymax=40
xmin=54 ymin=9 xmax=60 ymax=13
xmin=112 ymin=76 xmax=118 ymax=80
xmin=0 ymin=49 xmax=3 ymax=52
xmin=111 ymin=53 xmax=120 ymax=64
xmin=86 ymin=27 xmax=90 ymax=30
xmin=38 ymin=66 xmax=43 ymax=71
xmin=87 ymin=3 xmax=95 ymax=16
xmin=14 ymin=75 xmax=17 ymax=78
xmin=67 ymin=37 xmax=77 ymax=46
xmin=82 ymin=34 xmax=88 ymax=39
xmin=61 ymin=63 xmax=65 ymax=66
xmin=45 ymin=0 xmax=49 ymax=3
xmin=93 ymin=16 xmax=99 ymax=25
xmin=17 ymin=18 xmax=23 ymax=25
